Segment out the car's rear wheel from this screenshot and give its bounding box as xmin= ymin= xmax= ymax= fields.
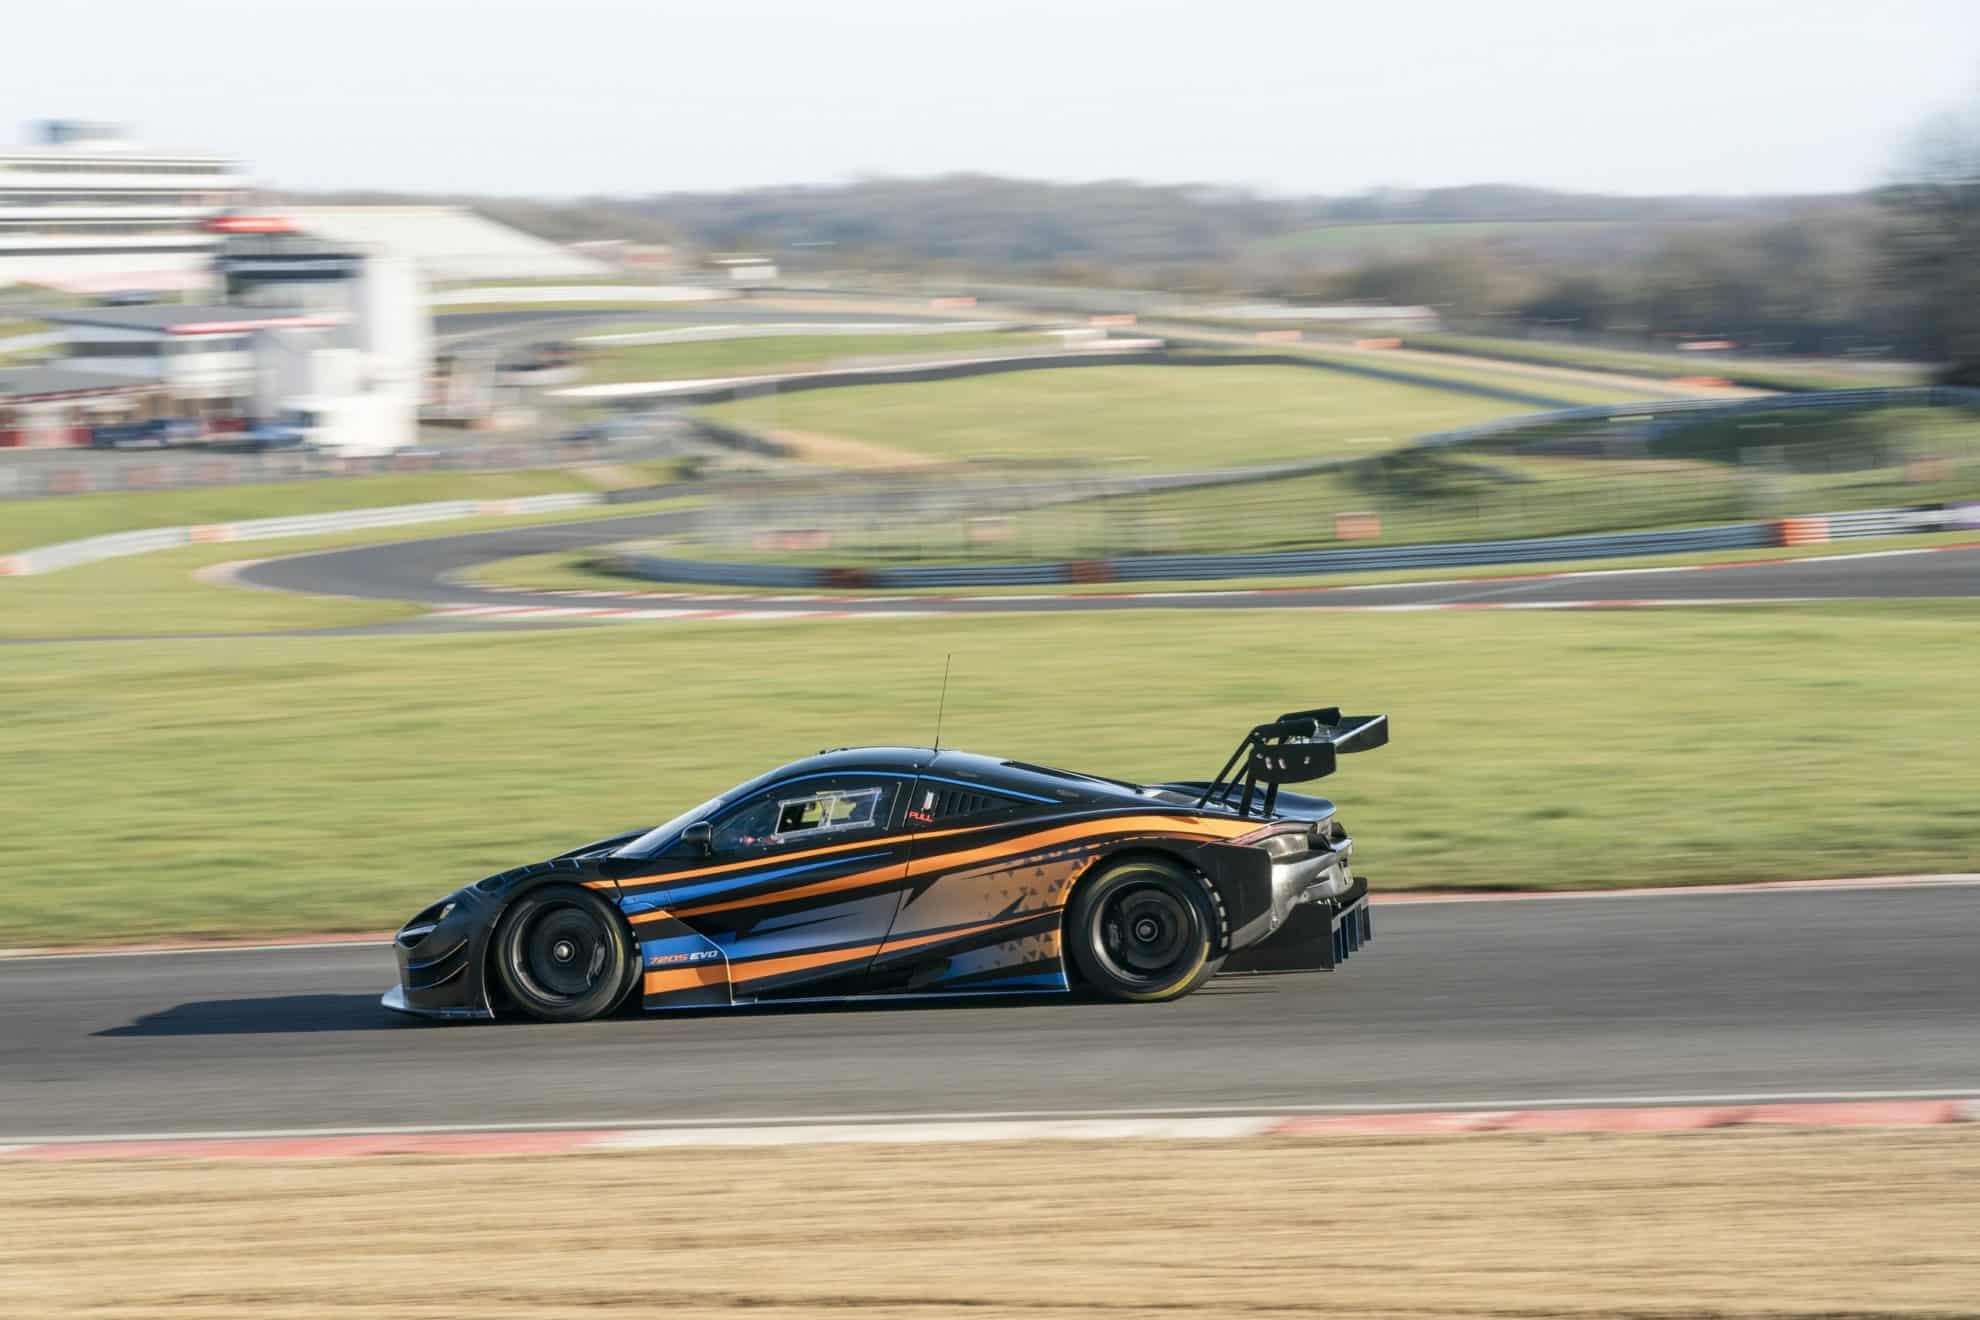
xmin=492 ymin=884 xmax=638 ymax=1022
xmin=1067 ymin=857 xmax=1223 ymax=1002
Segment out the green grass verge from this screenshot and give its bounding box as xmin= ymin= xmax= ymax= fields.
xmin=461 ymin=530 xmax=1980 ymax=598
xmin=0 ymin=496 xmax=697 ymax=640
xmin=582 ymin=331 xmax=1053 ymax=383
xmin=3 ymin=602 xmax=1975 ymax=944
xmin=0 ymin=318 xmax=46 ymax=363
xmin=0 ymin=464 xmax=683 ymax=554
xmin=1408 ymin=333 xmax=1922 ymax=394
xmin=698 ymin=364 xmax=1545 ymax=468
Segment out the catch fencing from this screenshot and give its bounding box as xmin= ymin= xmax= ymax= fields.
xmin=1409 ymin=386 xmax=1980 ymax=451
xmin=669 ymin=385 xmax=1980 ymax=565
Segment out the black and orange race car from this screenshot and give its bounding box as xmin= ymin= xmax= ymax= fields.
xmin=383 ymin=707 xmax=1387 ymax=1022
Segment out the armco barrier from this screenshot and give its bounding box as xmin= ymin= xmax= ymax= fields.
xmin=0 ymin=427 xmax=695 ymax=502
xmin=1 ymin=492 xmax=602 ymax=576
xmin=609 ymin=505 xmax=1955 ymax=591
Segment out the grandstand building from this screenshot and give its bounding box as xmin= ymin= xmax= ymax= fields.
xmin=0 ymin=121 xmax=243 ymax=293
xmin=279 ymin=206 xmax=609 ymax=284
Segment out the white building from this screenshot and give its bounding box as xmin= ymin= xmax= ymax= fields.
xmin=280 ymin=206 xmax=609 ymax=284
xmin=40 ymin=303 xmax=341 ymax=429
xmin=216 ymin=221 xmax=432 ymax=452
xmin=0 ymin=121 xmax=243 ymax=294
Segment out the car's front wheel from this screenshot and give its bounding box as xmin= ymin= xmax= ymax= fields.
xmin=1067 ymin=857 xmax=1223 ymax=1002
xmin=491 ymin=884 xmax=638 ymax=1022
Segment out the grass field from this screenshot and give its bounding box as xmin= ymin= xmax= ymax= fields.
xmin=7 ymin=1129 xmax=1976 ymax=1317
xmin=2 ymin=602 xmax=1975 ymax=943
xmin=698 ymin=364 xmax=1549 ymax=468
xmin=0 ymin=463 xmax=681 ymax=554
xmin=1410 ymin=332 xmax=1922 ymax=393
xmin=582 ymin=330 xmax=1052 ymax=383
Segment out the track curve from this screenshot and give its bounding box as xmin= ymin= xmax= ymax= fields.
xmin=236 ymin=516 xmax=1980 ymax=624
xmin=5 ymin=884 xmax=1976 ymax=1138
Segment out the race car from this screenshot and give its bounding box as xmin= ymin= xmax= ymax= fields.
xmin=383 ymin=706 xmax=1387 ymax=1022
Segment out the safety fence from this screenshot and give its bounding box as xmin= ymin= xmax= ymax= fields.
xmin=0 ymin=492 xmax=603 ymax=577
xmin=666 ymin=385 xmax=1980 ymax=564
xmin=605 ymin=505 xmax=1970 ymax=591
xmin=0 ymin=439 xmax=616 ymax=502
xmin=1409 ymin=386 xmax=1980 ymax=452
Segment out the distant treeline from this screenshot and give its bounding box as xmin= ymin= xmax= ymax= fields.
xmin=279 ymin=135 xmax=1980 ymax=371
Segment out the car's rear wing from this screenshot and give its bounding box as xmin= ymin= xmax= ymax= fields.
xmin=1195 ymin=707 xmax=1389 ymax=819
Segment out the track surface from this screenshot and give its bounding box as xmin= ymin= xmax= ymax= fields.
xmin=5 ymin=885 xmax=1976 ymax=1139
xmin=237 ymin=513 xmax=1980 ymax=620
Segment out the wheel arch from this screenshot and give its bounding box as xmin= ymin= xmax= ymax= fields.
xmin=479 ymin=877 xmax=641 ymax=1018
xmin=1059 ymin=842 xmax=1231 ymax=985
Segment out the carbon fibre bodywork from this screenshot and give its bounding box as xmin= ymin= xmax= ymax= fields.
xmin=385 ymin=738 xmax=1378 ymax=1021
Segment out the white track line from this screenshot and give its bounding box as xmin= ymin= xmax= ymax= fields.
xmin=596 ymin=1117 xmax=1279 ymax=1148
xmin=1381 ymin=873 xmax=1980 ymax=905
xmin=10 ymin=1089 xmax=1980 ymax=1147
xmin=0 ymin=939 xmax=393 ymax=962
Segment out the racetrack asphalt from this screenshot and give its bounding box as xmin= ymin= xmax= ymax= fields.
xmin=4 ymin=884 xmax=1976 ymax=1138
xmin=232 ymin=513 xmax=1980 ymax=625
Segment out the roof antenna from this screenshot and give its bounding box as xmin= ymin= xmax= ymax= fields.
xmin=932 ymin=653 xmax=953 ymax=752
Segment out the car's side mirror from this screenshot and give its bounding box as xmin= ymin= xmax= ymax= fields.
xmin=681 ymin=821 xmax=713 ymax=855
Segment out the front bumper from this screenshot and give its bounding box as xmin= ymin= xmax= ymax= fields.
xmin=383 ymin=890 xmax=496 ymax=1021
xmin=381 ymin=982 xmax=493 ymax=1021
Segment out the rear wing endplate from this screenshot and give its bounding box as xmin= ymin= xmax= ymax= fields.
xmin=1195 ymin=707 xmax=1388 ymax=819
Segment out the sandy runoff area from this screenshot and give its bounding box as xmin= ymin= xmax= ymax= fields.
xmin=4 ymin=1129 xmax=1977 ymax=1318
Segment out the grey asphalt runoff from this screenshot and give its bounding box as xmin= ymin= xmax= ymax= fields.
xmin=236 ymin=512 xmax=1980 ymax=621
xmin=4 ymin=885 xmax=1976 ymax=1139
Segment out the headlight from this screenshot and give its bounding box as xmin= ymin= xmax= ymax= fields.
xmin=397 ymin=897 xmax=460 ymax=947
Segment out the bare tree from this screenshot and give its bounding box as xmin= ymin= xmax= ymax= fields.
xmin=1880 ymin=106 xmax=1980 ymax=375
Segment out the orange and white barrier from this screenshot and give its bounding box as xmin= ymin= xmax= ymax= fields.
xmin=1776 ymin=516 xmax=1830 ymax=546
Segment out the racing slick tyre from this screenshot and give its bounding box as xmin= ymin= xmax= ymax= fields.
xmin=1067 ymin=857 xmax=1224 ymax=1003
xmin=491 ymin=884 xmax=640 ymax=1023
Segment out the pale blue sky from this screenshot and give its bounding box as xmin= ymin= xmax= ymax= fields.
xmin=9 ymin=0 xmax=1976 ymax=196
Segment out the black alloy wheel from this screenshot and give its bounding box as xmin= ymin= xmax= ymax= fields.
xmin=1067 ymin=857 xmax=1223 ymax=1002
xmin=492 ymin=884 xmax=639 ymax=1022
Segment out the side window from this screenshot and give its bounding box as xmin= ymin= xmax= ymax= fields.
xmin=713 ymin=784 xmax=893 ymax=853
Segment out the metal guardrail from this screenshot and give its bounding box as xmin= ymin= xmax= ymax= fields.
xmin=0 ymin=427 xmax=695 ymax=501
xmin=608 ymin=505 xmax=1963 ymax=591
xmin=0 ymin=492 xmax=602 ymax=577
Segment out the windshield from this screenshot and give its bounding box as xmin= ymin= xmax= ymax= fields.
xmin=610 ymin=794 xmax=726 ymax=859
